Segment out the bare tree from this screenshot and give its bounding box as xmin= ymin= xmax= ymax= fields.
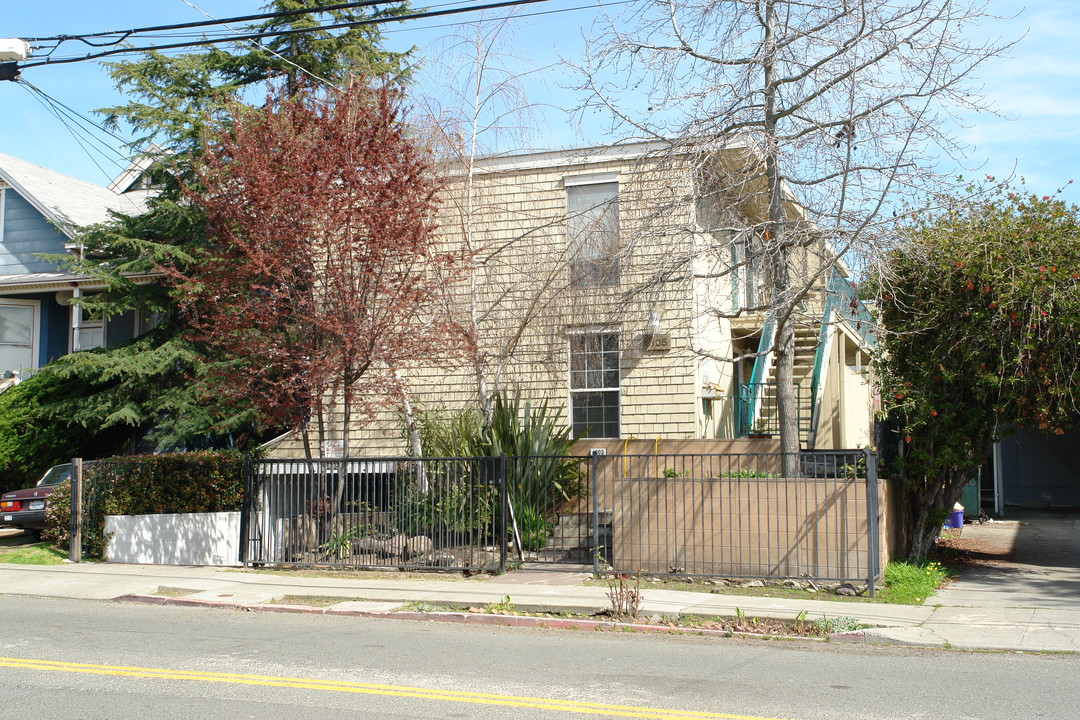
xmin=412 ymin=13 xmax=580 ymax=428
xmin=575 ymin=0 xmax=1008 ymax=461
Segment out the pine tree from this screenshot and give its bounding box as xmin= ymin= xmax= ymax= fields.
xmin=0 ymin=1 xmax=413 ymax=477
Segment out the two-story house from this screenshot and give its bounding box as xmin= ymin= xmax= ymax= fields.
xmin=266 ymin=139 xmax=876 ymax=457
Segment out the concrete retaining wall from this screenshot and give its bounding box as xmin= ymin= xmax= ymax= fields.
xmin=104 ymin=512 xmax=241 ymax=566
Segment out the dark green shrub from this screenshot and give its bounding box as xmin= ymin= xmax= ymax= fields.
xmin=44 ymin=451 xmax=246 ymax=557
xmin=405 ymin=393 xmax=583 ymax=549
xmin=393 ymin=461 xmax=496 ymax=540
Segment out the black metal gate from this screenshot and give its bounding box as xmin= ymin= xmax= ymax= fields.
xmin=242 ymin=456 xmax=509 ymax=572
xmin=588 ymin=450 xmax=881 ymax=591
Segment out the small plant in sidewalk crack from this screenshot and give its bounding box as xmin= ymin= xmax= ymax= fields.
xmin=484 ymin=595 xmax=516 ymax=614
xmin=606 ymin=572 xmax=642 ymax=620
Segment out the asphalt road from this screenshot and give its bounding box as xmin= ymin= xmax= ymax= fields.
xmin=0 ymin=596 xmax=1075 ymax=719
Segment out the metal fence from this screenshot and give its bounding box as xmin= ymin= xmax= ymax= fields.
xmin=589 ymin=450 xmax=880 ymax=591
xmin=707 ymin=383 xmax=811 ymax=439
xmin=241 ymin=450 xmax=881 ymax=591
xmin=243 ymin=456 xmax=510 ymax=572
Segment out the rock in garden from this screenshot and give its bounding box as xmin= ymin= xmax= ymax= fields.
xmin=386 ymin=534 xmax=408 ymax=557
xmin=834 ymin=582 xmax=858 ymax=596
xmin=404 ymin=536 xmax=433 ymax=558
xmin=783 ymin=579 xmax=807 ymax=590
xmin=355 ymin=536 xmax=382 ymax=553
xmin=430 ymin=553 xmax=460 ymax=567
xmin=740 ymin=580 xmax=765 ymax=588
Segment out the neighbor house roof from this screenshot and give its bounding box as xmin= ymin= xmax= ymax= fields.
xmin=0 ymin=153 xmax=152 ymax=237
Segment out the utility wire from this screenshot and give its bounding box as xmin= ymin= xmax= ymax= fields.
xmin=19 ymin=80 xmax=134 ymax=148
xmin=381 ymin=0 xmax=627 ymax=36
xmin=177 ymin=0 xmax=334 ymax=87
xmin=19 ymin=0 xmax=558 ymax=68
xmin=18 ymin=81 xmax=158 ymax=210
xmin=17 ymin=82 xmax=123 ymax=182
xmin=25 ymin=0 xmax=392 ymax=44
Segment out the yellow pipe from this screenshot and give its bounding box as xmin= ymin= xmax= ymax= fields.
xmin=622 ymin=436 xmax=636 ymax=476
xmin=654 ymin=436 xmax=663 ymax=478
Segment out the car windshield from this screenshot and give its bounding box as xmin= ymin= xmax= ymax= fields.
xmin=37 ymin=465 xmax=72 ymax=487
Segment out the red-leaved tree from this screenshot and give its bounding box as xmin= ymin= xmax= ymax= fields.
xmin=177 ymin=80 xmax=465 ymax=463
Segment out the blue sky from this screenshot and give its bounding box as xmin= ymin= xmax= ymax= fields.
xmin=2 ymin=0 xmax=1077 ymax=203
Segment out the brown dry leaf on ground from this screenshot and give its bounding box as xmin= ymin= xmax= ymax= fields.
xmin=935 ymin=534 xmax=1013 ymax=567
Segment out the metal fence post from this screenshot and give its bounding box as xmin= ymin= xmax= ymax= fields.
xmin=865 ymin=448 xmax=880 ymax=597
xmin=69 ymin=457 xmax=82 ymax=563
xmin=239 ymin=459 xmax=252 ymax=566
xmin=499 ymin=454 xmax=508 ymax=574
xmin=592 ymin=452 xmax=600 ymax=577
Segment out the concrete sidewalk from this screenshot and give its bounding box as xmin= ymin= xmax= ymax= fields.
xmin=1 ymin=558 xmax=1077 ymax=652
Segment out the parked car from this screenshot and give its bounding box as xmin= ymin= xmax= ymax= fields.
xmin=0 ymin=464 xmax=72 ymax=534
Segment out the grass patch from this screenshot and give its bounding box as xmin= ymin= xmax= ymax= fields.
xmin=395 ymin=600 xmax=461 ymax=613
xmin=270 ymin=594 xmax=360 ymax=607
xmin=154 ymin=586 xmax=198 ymax=598
xmin=0 ymin=541 xmax=67 ymax=565
xmin=877 ymin=560 xmax=950 ymax=605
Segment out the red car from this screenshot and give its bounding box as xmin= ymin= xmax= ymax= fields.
xmin=0 ymin=464 xmax=72 ymax=534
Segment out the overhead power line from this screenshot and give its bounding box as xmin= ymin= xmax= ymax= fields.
xmin=24 ymin=0 xmax=389 ymax=44
xmin=18 ymin=0 xmax=559 ymax=69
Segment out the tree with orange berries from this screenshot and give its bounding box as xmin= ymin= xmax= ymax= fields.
xmin=877 ymin=181 xmax=1080 ymax=558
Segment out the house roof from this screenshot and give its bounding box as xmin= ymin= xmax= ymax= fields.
xmin=0 ymin=153 xmax=152 ymax=238
xmin=0 ymin=270 xmax=159 ymax=294
xmin=107 ymin=143 xmax=164 ymax=194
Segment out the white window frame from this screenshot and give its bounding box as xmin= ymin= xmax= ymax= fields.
xmin=565 ymin=174 xmax=621 ymax=288
xmin=0 ymin=187 xmax=7 ymax=245
xmin=70 ymin=289 xmax=106 ymax=352
xmin=0 ymin=297 xmax=40 ymax=376
xmin=567 ymin=328 xmax=621 ymax=439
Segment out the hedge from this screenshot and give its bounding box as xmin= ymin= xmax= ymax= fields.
xmin=44 ymin=451 xmax=246 ymax=557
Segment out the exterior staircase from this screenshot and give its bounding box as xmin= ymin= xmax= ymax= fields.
xmin=753 ymin=323 xmax=819 ymax=447
xmin=527 ymin=511 xmax=611 ymax=565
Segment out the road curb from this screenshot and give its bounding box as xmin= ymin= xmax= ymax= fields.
xmin=113 ymin=593 xmax=823 ymax=641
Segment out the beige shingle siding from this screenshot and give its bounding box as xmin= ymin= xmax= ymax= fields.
xmin=267 ymin=144 xmax=746 ymax=457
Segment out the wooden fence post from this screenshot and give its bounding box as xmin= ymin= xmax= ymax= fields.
xmin=69 ymin=458 xmax=82 ymax=563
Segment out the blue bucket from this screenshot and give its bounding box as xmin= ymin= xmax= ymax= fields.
xmin=944 ymin=509 xmax=964 ymax=529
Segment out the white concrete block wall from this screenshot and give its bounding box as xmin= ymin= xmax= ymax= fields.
xmin=104 ymin=512 xmax=241 ymax=566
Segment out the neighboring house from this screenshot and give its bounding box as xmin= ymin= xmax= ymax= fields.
xmin=0 ymin=153 xmax=154 ymax=381
xmin=267 ymin=140 xmax=876 ymax=457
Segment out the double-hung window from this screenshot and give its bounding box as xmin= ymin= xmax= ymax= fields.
xmin=731 ymin=231 xmax=765 ymax=311
xmin=566 ymin=176 xmax=620 ymax=287
xmin=0 ymin=299 xmax=38 ymax=378
xmin=569 ymin=332 xmax=620 ymax=438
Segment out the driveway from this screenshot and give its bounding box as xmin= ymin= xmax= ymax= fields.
xmin=933 ymin=509 xmax=1080 ymax=609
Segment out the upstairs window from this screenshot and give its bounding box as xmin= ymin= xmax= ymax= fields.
xmin=569 ymin=332 xmax=620 ymax=438
xmin=731 ymin=231 xmax=766 ymax=311
xmin=566 ymin=176 xmax=619 ymax=287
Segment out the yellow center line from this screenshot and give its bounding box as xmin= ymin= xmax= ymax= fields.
xmin=0 ymin=656 xmax=795 ymax=720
